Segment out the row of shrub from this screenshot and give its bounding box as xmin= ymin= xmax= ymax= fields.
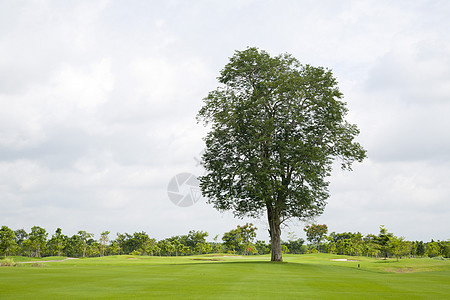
xmin=1 ymin=224 xmax=448 ymax=259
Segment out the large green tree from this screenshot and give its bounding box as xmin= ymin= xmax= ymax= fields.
xmin=197 ymin=47 xmax=366 ymax=261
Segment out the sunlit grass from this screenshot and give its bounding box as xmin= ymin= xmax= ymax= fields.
xmin=1 ymin=254 xmax=449 ymax=299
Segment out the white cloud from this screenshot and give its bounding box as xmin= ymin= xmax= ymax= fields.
xmin=368 ymin=32 xmax=450 ymax=103
xmin=0 ymin=100 xmax=46 ymax=149
xmin=0 ymin=160 xmax=47 ymax=192
xmin=0 ymin=0 xmax=449 ymax=242
xmin=52 ymin=58 xmax=114 ymax=113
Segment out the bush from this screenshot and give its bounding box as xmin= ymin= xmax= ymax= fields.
xmin=432 ymin=256 xmax=446 ymax=261
xmin=129 ymin=250 xmax=141 ymax=256
xmin=0 ymin=258 xmax=17 ymax=267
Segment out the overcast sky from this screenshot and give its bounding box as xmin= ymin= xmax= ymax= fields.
xmin=1 ymin=0 xmax=449 ymax=242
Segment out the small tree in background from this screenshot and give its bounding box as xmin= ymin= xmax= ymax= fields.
xmin=284 ymin=232 xmax=306 ymax=254
xmin=254 ymin=240 xmax=271 ymax=255
xmin=0 ymin=226 xmax=16 ymax=257
xmin=185 ymin=230 xmax=209 ymax=253
xmin=77 ymin=230 xmax=94 ymax=258
xmin=304 ymin=224 xmax=328 ymax=252
xmin=108 ymin=241 xmax=121 ymax=255
xmin=363 ymin=234 xmax=380 ymax=257
xmin=238 ymin=223 xmax=257 ymax=255
xmin=375 ymin=225 xmax=393 ymax=259
xmin=99 ymin=231 xmax=110 ymax=256
xmin=426 ymin=240 xmax=440 ymax=258
xmin=222 ymin=228 xmax=242 ymax=254
xmin=389 ymin=235 xmax=408 ymax=261
xmin=222 ymin=223 xmax=257 ymax=255
xmin=13 ymin=229 xmax=27 ymax=255
xmin=415 ymin=241 xmax=425 ymax=258
xmin=28 ymin=226 xmax=48 ymax=258
xmin=48 ymin=228 xmax=67 ymax=256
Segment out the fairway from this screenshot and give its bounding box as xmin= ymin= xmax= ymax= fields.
xmin=1 ymin=254 xmax=449 ymax=299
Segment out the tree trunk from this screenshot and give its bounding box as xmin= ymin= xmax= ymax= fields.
xmin=267 ymin=206 xmax=283 ymax=262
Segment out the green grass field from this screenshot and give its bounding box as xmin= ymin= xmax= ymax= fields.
xmin=1 ymin=254 xmax=449 ymax=299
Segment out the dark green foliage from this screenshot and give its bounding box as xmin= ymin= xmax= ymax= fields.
xmin=28 ymin=226 xmax=48 ymax=258
xmin=185 ymin=230 xmax=209 ymax=249
xmin=65 ymin=234 xmax=83 ymax=257
xmin=47 ymin=228 xmax=67 ymax=256
xmin=254 ymin=240 xmax=271 ymax=255
xmin=304 ymin=224 xmax=328 ymax=246
xmin=222 ymin=223 xmax=257 ymax=255
xmin=116 ymin=232 xmax=152 ymax=255
xmin=77 ymin=231 xmax=94 ymax=258
xmin=14 ymin=229 xmax=27 ymax=245
xmin=375 ymin=225 xmax=393 ymax=259
xmin=222 ymin=228 xmax=242 ymax=254
xmin=329 ymin=232 xmax=362 ymax=242
xmin=283 ymin=238 xmax=306 ymax=254
xmin=1 ymin=224 xmax=449 ymax=259
xmin=0 ymin=226 xmax=16 ymax=257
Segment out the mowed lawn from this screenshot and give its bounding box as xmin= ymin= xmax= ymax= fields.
xmin=1 ymin=254 xmax=449 ymax=299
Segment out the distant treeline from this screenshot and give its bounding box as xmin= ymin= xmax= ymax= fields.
xmin=1 ymin=224 xmax=448 ymax=259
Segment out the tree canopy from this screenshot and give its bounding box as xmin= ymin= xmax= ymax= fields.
xmin=304 ymin=224 xmax=328 ymax=248
xmin=197 ymin=47 xmax=367 ymax=261
xmin=1 ymin=224 xmax=449 ymax=259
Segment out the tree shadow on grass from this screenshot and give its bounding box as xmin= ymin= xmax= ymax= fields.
xmin=173 ymin=260 xmax=314 ymax=267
